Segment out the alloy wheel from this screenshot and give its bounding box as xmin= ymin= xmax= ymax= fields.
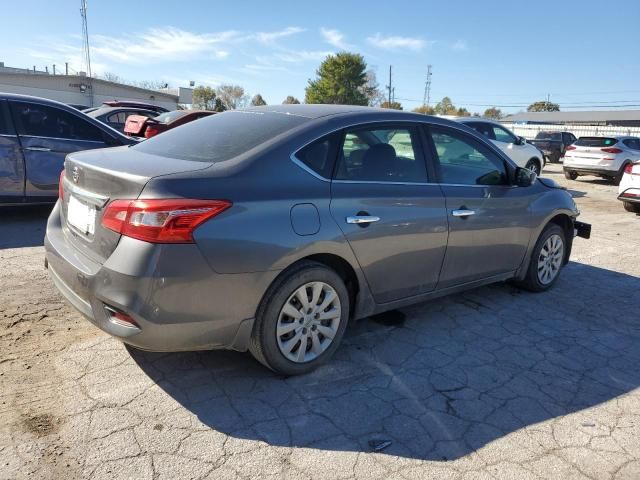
xmin=537 ymin=234 xmax=564 ymax=285
xmin=276 ymin=282 xmax=341 ymax=363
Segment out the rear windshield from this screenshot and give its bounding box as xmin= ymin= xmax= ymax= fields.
xmin=154 ymin=111 xmax=187 ymax=124
xmin=134 ymin=110 xmax=308 ymax=162
xmin=575 ymin=137 xmax=618 ymax=147
xmin=535 ymin=131 xmax=562 ymax=141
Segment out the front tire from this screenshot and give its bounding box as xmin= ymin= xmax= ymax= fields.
xmin=612 ymin=164 xmax=628 ymax=186
xmin=526 ymin=159 xmax=541 ymax=176
xmin=249 ymin=261 xmax=350 ymax=376
xmin=623 ymin=201 xmax=640 ymax=213
xmin=564 ymin=170 xmax=578 ymax=180
xmin=516 ymin=224 xmax=566 ymax=292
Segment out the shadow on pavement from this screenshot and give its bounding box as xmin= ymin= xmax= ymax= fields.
xmin=129 ymin=262 xmax=640 ymax=461
xmin=0 ymin=205 xmax=52 ymax=249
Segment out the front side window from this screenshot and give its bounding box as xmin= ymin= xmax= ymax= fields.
xmin=107 ymin=112 xmax=126 ymax=124
xmin=430 ymin=126 xmax=508 ymax=186
xmin=10 ymin=101 xmax=104 ymax=141
xmin=491 ymin=125 xmax=517 ymax=144
xmin=465 ymin=122 xmax=494 ymax=140
xmin=335 ymin=126 xmax=426 ymax=182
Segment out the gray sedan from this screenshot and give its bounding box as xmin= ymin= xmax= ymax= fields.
xmin=45 ymin=105 xmax=590 ymax=375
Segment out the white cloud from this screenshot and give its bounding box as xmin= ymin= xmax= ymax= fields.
xmin=254 ymin=26 xmax=304 ymax=44
xmin=320 ymin=28 xmax=351 ymax=50
xmin=367 ymin=33 xmax=428 ymax=51
xmin=451 ymin=39 xmax=467 ymax=51
xmin=274 ymin=50 xmax=334 ymax=63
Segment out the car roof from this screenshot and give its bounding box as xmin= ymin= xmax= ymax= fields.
xmin=242 ymin=104 xmax=440 ymax=120
xmin=453 ymin=116 xmax=502 ymax=125
xmin=87 ymin=106 xmax=158 ymax=117
xmin=0 ymin=92 xmax=82 ymax=109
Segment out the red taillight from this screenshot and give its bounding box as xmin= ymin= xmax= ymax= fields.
xmin=624 ymin=163 xmax=633 ymax=174
xmin=565 ymin=146 xmax=576 ymax=151
xmin=101 ymin=199 xmax=232 ymax=243
xmin=601 ymin=147 xmax=623 ymax=154
xmin=144 ymin=125 xmax=161 ymax=138
xmin=58 ymin=170 xmax=65 ymax=199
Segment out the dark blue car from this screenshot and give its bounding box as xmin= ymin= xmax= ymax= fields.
xmin=0 ymin=93 xmax=134 ymax=206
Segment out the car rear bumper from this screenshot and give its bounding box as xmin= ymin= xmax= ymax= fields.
xmin=563 ymin=166 xmax=617 ymax=176
xmin=618 ymin=188 xmax=640 ymax=204
xmin=44 ymin=201 xmax=278 ymax=352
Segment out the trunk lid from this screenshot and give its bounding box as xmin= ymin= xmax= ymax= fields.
xmin=60 ymin=145 xmax=211 ymax=263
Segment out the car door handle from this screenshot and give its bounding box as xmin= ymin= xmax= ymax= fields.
xmin=24 ymin=146 xmax=52 ymax=152
xmin=346 ymin=215 xmax=380 ymax=225
xmin=451 ymin=209 xmax=475 ymax=217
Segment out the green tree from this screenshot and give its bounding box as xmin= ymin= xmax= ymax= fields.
xmin=305 ymin=52 xmax=369 ymax=105
xmin=483 ymin=107 xmax=502 ymax=119
xmin=251 ymin=94 xmax=267 ymax=106
xmin=434 ymin=96 xmax=458 ymax=115
xmin=216 ymin=84 xmax=248 ymax=110
xmin=413 ymin=105 xmax=436 ymax=115
xmin=282 ymin=96 xmax=300 ymax=104
xmin=192 ymin=86 xmax=222 ymax=111
xmin=456 ymin=107 xmax=471 ymax=117
xmin=380 ymin=101 xmax=403 ymax=110
xmin=527 ymin=100 xmax=560 ymax=112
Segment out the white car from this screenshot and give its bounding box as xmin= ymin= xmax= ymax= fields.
xmin=455 ymin=118 xmax=545 ymax=175
xmin=618 ymin=161 xmax=640 ymax=213
xmin=563 ymin=136 xmax=640 ymax=185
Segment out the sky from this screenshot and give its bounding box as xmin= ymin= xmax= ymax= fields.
xmin=1 ymin=0 xmax=640 ymax=113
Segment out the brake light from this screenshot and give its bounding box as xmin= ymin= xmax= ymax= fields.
xmin=144 ymin=125 xmax=161 ymax=138
xmin=565 ymin=146 xmax=576 ymax=151
xmin=58 ymin=170 xmax=65 ymax=199
xmin=101 ymin=199 xmax=231 ymax=243
xmin=624 ymin=163 xmax=633 ymax=174
xmin=601 ymin=147 xmax=622 ymax=154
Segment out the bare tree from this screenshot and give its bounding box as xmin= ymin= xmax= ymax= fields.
xmin=362 ymin=69 xmax=385 ymax=107
xmin=216 ymin=85 xmax=249 ymax=110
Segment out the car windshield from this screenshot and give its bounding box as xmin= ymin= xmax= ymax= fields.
xmin=134 ymin=110 xmax=308 ymax=162
xmin=154 ymin=111 xmax=188 ymax=124
xmin=535 ymin=132 xmax=562 ymax=141
xmin=575 ymin=137 xmax=618 ymax=147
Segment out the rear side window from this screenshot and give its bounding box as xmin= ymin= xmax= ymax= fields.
xmin=134 ymin=111 xmax=307 ymax=162
xmin=335 ymin=125 xmax=427 ymax=182
xmin=10 ymin=101 xmax=105 ymax=141
xmin=575 ymin=137 xmax=617 ymax=147
xmin=0 ymin=101 xmax=14 ymax=135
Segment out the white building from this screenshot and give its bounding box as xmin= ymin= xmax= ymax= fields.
xmin=0 ymin=70 xmax=192 ymax=110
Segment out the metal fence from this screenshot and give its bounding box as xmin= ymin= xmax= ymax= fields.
xmin=503 ymin=123 xmax=640 ymax=140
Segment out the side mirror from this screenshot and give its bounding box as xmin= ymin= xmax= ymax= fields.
xmin=515 ymin=167 xmax=536 ymax=187
xmin=514 ymin=136 xmax=526 ymax=146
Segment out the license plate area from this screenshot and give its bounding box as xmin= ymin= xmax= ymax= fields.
xmin=67 ymin=195 xmax=96 ymax=236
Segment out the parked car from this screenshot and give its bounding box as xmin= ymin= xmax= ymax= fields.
xmin=0 ymin=93 xmax=135 ymax=206
xmin=563 ymin=136 xmax=640 ymax=185
xmin=101 ymin=100 xmax=169 ymax=113
xmin=528 ymin=131 xmax=577 ymax=163
xmin=124 ymin=110 xmax=215 ymax=138
xmin=45 ymin=105 xmax=590 ymax=375
xmin=86 ymin=106 xmax=159 ymax=133
xmin=618 ymin=161 xmax=640 ymax=213
xmin=455 ymin=118 xmax=546 ymax=175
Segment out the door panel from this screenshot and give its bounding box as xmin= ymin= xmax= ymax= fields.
xmin=331 ymin=183 xmax=448 ymax=303
xmin=428 ymin=125 xmax=532 ymax=288
xmin=437 ymin=185 xmax=531 ymax=287
xmin=9 ymin=100 xmax=108 ymax=198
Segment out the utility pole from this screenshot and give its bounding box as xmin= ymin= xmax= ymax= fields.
xmin=546 ymin=93 xmax=551 ymax=111
xmin=52 ymin=64 xmax=56 ymax=75
xmin=65 ymin=62 xmax=69 ymax=75
xmin=391 ymin=87 xmax=395 ymax=104
xmin=386 ymin=65 xmax=392 ymax=105
xmin=422 ymin=65 xmax=433 ymax=107
xmin=80 ymin=0 xmax=93 ymax=105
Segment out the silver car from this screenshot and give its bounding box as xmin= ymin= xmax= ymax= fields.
xmin=563 ymin=136 xmax=640 ymax=185
xmin=45 ymin=105 xmax=590 ymax=375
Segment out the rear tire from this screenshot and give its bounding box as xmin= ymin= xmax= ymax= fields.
xmin=515 ymin=224 xmax=566 ymax=292
xmin=612 ymin=164 xmax=628 ymax=186
xmin=564 ymin=170 xmax=578 ymax=180
xmin=623 ymin=201 xmax=640 ymax=213
xmin=249 ymin=261 xmax=350 ymax=376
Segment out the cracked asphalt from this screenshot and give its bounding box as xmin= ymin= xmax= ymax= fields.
xmin=1 ymin=163 xmax=639 ymax=480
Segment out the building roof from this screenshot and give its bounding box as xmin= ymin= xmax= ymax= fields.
xmin=503 ymin=110 xmax=640 ymax=123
